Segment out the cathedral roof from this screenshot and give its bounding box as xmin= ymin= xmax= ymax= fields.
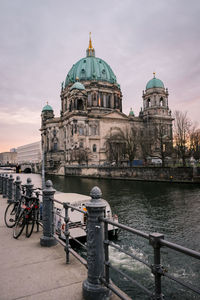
xmin=64 ymin=34 xmax=118 ymax=88
xmin=42 ymin=104 xmax=53 ymax=112
xmin=70 ymin=81 xmax=85 ymax=91
xmin=146 ymin=73 xmax=164 ymax=90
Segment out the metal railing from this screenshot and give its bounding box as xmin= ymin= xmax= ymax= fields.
xmin=100 ymin=217 xmax=200 ymax=300
xmin=1 ymin=173 xmax=200 ymax=300
xmin=53 ymin=198 xmax=87 ymax=266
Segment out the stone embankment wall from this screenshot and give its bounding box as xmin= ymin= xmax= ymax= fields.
xmin=64 ymin=166 xmax=200 ymax=183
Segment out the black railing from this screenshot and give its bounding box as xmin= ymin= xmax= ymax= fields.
xmin=53 ymin=197 xmax=87 ymax=265
xmin=1 ymin=173 xmax=200 ymax=300
xmin=100 ymin=217 xmax=200 ymax=299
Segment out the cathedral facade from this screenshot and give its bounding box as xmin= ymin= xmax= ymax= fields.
xmin=41 ymin=36 xmax=173 ymax=173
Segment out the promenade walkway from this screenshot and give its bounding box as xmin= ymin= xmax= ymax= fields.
xmin=0 ymin=196 xmax=119 ymax=300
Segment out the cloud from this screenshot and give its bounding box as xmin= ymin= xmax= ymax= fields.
xmin=0 ymin=108 xmax=40 ymax=125
xmin=0 ymin=0 xmax=200 ymax=151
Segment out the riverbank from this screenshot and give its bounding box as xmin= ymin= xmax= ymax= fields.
xmin=52 ymin=166 xmax=200 ymax=184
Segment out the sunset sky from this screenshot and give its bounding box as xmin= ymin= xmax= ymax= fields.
xmin=0 ymin=0 xmax=200 ymax=152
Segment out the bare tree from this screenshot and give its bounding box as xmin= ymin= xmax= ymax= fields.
xmin=105 ymin=126 xmax=138 ymax=166
xmin=138 ymin=127 xmax=152 ymax=164
xmin=122 ymin=126 xmax=138 ymax=165
xmin=105 ymin=131 xmax=125 ymax=165
xmin=76 ymin=148 xmax=90 ymax=165
xmin=155 ymin=122 xmax=173 ymax=167
xmin=189 ymin=126 xmax=200 ymax=161
xmin=173 ymin=110 xmax=191 ymax=166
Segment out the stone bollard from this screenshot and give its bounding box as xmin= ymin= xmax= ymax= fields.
xmin=3 ymin=174 xmax=8 ymax=198
xmin=40 ymin=180 xmax=57 ymax=247
xmin=15 ymin=176 xmax=22 ymax=202
xmin=6 ymin=174 xmax=10 ymax=198
xmin=8 ymin=174 xmax=14 ymax=203
xmin=25 ymin=178 xmax=34 ymax=197
xmin=0 ymin=174 xmax=2 ymax=194
xmin=2 ymin=175 xmax=5 ymax=197
xmin=83 ymin=186 xmax=111 ymax=300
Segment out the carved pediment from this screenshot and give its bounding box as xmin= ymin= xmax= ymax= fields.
xmin=103 ymin=110 xmax=128 ymax=120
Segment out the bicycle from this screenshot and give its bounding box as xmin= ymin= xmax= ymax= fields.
xmin=13 ymin=190 xmax=41 ymax=239
xmin=4 ymin=185 xmax=26 ymax=228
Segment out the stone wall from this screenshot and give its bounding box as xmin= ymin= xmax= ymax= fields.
xmin=64 ymin=166 xmax=200 ymax=183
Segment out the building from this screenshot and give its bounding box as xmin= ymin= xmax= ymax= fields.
xmin=0 ymin=152 xmax=17 ymax=165
xmin=41 ymin=35 xmax=173 ymax=173
xmin=17 ymin=141 xmax=42 ymax=164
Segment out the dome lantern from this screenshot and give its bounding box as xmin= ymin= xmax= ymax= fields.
xmin=146 ymin=73 xmax=164 ymax=90
xmin=86 ymin=32 xmax=95 ymax=57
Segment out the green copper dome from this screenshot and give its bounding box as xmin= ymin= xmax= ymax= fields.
xmin=70 ymin=81 xmax=85 ymax=91
xmin=42 ymin=104 xmax=53 ymax=112
xmin=129 ymin=108 xmax=134 ymax=116
xmin=64 ymin=36 xmax=117 ymax=87
xmin=146 ymin=75 xmax=164 ymax=90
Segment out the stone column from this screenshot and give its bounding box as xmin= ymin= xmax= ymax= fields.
xmin=83 ymin=186 xmax=111 ymax=300
xmin=15 ymin=176 xmax=22 ymax=202
xmin=25 ymin=178 xmax=34 ymax=197
xmin=8 ymin=174 xmax=14 ymax=203
xmin=2 ymin=175 xmax=5 ymax=197
xmin=3 ymin=174 xmax=8 ymax=198
xmin=40 ymin=180 xmax=57 ymax=247
xmin=0 ymin=174 xmax=2 ymax=194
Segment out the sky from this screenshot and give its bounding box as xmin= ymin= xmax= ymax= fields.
xmin=0 ymin=0 xmax=200 ymax=152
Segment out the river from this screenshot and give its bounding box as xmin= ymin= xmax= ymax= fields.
xmin=10 ymin=173 xmax=200 ymax=299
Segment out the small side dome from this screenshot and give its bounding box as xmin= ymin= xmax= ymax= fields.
xmin=129 ymin=108 xmax=134 ymax=116
xmin=146 ymin=73 xmax=164 ymax=90
xmin=70 ymin=81 xmax=85 ymax=91
xmin=42 ymin=104 xmax=53 ymax=112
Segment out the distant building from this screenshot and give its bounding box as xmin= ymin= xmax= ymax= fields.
xmin=41 ymin=35 xmax=173 ymax=173
xmin=17 ymin=141 xmax=41 ymax=164
xmin=10 ymin=148 xmax=17 ymax=153
xmin=0 ymin=152 xmax=17 ymax=165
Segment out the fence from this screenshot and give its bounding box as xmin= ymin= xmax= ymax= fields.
xmin=1 ymin=173 xmax=200 ymax=300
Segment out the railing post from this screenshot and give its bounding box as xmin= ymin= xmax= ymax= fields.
xmin=3 ymin=174 xmax=8 ymax=198
xmin=2 ymin=175 xmax=6 ymax=197
xmin=25 ymin=178 xmax=34 ymax=197
xmin=0 ymin=174 xmax=2 ymax=194
xmin=149 ymin=233 xmax=165 ymax=300
xmin=83 ymin=186 xmax=111 ymax=300
xmin=15 ymin=176 xmax=22 ymax=202
xmin=40 ymin=180 xmax=57 ymax=247
xmin=63 ymin=202 xmax=70 ymax=264
xmin=8 ymin=174 xmax=14 ymax=203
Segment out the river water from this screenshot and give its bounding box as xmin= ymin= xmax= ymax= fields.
xmin=11 ymin=173 xmax=200 ymax=299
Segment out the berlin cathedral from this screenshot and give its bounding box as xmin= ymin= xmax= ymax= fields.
xmin=41 ymin=35 xmax=173 ymax=173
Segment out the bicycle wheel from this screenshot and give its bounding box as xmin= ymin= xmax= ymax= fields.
xmin=13 ymin=211 xmax=25 ymax=239
xmin=26 ymin=211 xmax=35 ymax=238
xmin=4 ymin=203 xmax=18 ymax=228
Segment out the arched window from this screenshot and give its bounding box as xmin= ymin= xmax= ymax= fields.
xmin=91 ymin=126 xmax=97 ymax=136
xmin=147 ymin=98 xmax=151 ymax=108
xmin=160 ymin=97 xmax=164 ymax=106
xmin=93 ymin=144 xmax=97 ymax=152
xmin=79 ymin=127 xmax=84 ymax=136
xmin=69 ymin=101 xmax=72 ymax=112
xmin=53 ymin=142 xmax=58 ymax=151
xmin=77 ymin=99 xmax=83 ymax=110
